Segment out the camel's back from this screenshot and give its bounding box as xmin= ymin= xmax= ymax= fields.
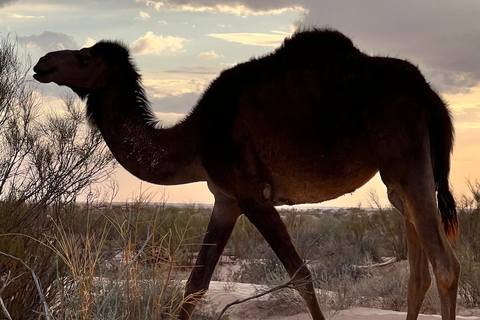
xmin=194 ymin=29 xmax=365 ymax=134
xmin=194 ymin=29 xmax=441 ymax=204
xmin=275 ymin=29 xmax=361 ymax=64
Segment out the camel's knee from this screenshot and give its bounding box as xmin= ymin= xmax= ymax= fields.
xmin=433 ymin=258 xmax=460 ymax=296
xmin=410 ymin=269 xmax=431 ymax=295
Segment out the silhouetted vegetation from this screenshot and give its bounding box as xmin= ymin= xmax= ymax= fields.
xmin=0 ymin=35 xmax=115 ymax=319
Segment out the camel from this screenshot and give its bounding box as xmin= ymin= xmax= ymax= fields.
xmin=33 ymin=29 xmax=460 ymax=320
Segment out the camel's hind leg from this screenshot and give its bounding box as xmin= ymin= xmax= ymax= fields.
xmin=383 ymin=171 xmax=459 ymax=319
xmin=405 ymin=220 xmax=432 ymax=320
xmin=373 ymin=112 xmax=459 ymax=319
xmin=389 ymin=191 xmax=432 ymax=320
xmin=397 ymin=183 xmax=459 ymax=320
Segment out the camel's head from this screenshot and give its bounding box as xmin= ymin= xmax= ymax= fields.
xmin=33 ymin=41 xmax=133 ymax=96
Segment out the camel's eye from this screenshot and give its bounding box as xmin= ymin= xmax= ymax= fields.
xmin=76 ymin=52 xmax=89 ymax=65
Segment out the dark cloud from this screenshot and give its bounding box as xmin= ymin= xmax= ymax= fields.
xmin=424 ymin=70 xmax=480 ymax=95
xmin=138 ymin=0 xmax=480 ymax=92
xmin=0 ymin=0 xmax=17 ymax=8
xmin=17 ymin=31 xmax=78 ymax=53
xmin=18 ymin=0 xmax=141 ymax=8
xmin=300 ymin=0 xmax=480 ymax=93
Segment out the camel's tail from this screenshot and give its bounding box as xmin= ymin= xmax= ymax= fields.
xmin=429 ymin=90 xmax=458 ymax=241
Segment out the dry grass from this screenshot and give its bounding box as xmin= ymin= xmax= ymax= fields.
xmin=1 ymin=191 xmax=479 ymax=318
xmin=0 ymin=189 xmax=478 ymax=319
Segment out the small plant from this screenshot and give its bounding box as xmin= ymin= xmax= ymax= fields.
xmin=456 ymin=181 xmax=480 ymax=308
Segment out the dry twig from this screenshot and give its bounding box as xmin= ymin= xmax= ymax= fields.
xmin=0 ymin=251 xmax=52 ymax=320
xmin=214 ymin=249 xmax=335 ymax=319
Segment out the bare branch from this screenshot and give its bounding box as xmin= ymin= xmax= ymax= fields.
xmin=0 ymin=251 xmax=51 ymax=320
xmin=215 ymin=253 xmax=334 ymax=320
xmin=0 ymin=296 xmax=13 ymax=320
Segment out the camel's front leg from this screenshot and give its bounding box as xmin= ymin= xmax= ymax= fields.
xmin=239 ymin=199 xmax=325 ymax=320
xmin=178 ymin=193 xmax=241 ymax=319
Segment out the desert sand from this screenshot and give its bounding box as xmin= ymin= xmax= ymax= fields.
xmin=204 ymin=281 xmax=480 ymax=320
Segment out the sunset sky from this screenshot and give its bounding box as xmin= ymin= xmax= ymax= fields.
xmin=1 ymin=0 xmax=479 ymax=207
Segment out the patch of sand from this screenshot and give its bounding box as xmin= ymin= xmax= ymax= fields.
xmin=203 ymin=281 xmax=480 ymax=320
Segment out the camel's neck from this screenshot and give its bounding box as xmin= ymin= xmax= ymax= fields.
xmin=86 ymin=78 xmax=204 ymax=185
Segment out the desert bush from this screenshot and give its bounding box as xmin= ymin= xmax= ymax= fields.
xmin=231 ymin=258 xmax=289 ymax=285
xmin=227 ymin=215 xmax=269 ymax=259
xmin=344 ymin=208 xmax=381 ymax=261
xmin=44 ymin=195 xmax=221 ymax=319
xmin=457 ymin=257 xmax=480 ymax=308
xmin=356 ymin=262 xmax=408 ymax=311
xmin=0 ymin=35 xmax=114 ymax=319
xmin=255 ymin=289 xmax=306 ymax=318
xmin=367 ymin=191 xmax=407 ymax=260
xmin=370 ymin=207 xmax=407 ymax=260
xmin=456 ymin=181 xmax=480 ymax=308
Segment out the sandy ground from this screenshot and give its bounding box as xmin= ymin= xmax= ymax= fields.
xmin=203 ymin=281 xmax=480 ymax=320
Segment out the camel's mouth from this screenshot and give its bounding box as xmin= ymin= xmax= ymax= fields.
xmin=32 ymin=68 xmax=55 ymax=83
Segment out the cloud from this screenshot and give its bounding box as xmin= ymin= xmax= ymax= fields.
xmin=135 ymin=0 xmax=304 ymax=16
xmin=300 ymin=0 xmax=480 ymax=95
xmin=138 ymin=11 xmax=151 ymax=20
xmin=150 ymin=92 xmax=200 ymax=114
xmin=142 ymin=78 xmax=203 ymax=113
xmin=164 ymin=66 xmax=220 ymax=75
xmin=130 ymin=31 xmax=187 ymax=55
xmin=143 ymin=78 xmax=208 ymax=100
xmin=1 ymin=1 xmax=77 ymax=12
xmin=220 ymin=62 xmax=237 ymax=68
xmin=425 ymin=70 xmax=480 ymax=95
xmin=17 ymin=31 xmax=78 ymax=52
xmin=82 ymin=37 xmax=96 ymax=48
xmin=6 ymin=13 xmax=45 ymax=19
xmin=452 ymin=105 xmax=480 ymax=128
xmin=199 ymin=50 xmax=223 ymax=59
xmin=0 ymin=0 xmax=17 ymax=8
xmin=207 ymin=31 xmax=290 ymax=47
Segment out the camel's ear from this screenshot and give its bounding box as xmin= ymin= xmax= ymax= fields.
xmin=88 ymin=41 xmax=139 ymax=82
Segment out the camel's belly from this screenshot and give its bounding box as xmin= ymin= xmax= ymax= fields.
xmin=270 ymin=164 xmax=378 ymax=205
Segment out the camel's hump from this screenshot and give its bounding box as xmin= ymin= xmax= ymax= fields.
xmin=277 ymin=29 xmax=361 ymax=60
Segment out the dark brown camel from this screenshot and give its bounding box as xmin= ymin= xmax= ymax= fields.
xmin=33 ymin=29 xmax=459 ymax=320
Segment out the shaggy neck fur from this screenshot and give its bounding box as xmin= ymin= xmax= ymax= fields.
xmin=80 ymin=44 xmax=204 ymax=185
